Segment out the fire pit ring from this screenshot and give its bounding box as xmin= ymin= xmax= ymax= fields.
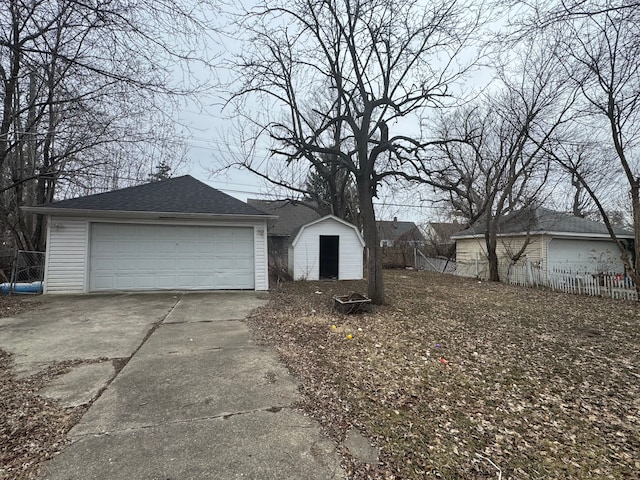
xmin=333 ymin=293 xmax=372 ymax=314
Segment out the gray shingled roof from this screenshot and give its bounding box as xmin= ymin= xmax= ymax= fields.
xmin=29 ymin=175 xmax=270 ymax=216
xmin=452 ymin=207 xmax=633 ymax=239
xmin=377 ymin=220 xmax=425 ymax=242
xmin=428 ymin=222 xmax=465 ymax=242
xmin=247 ymin=199 xmax=321 ymax=236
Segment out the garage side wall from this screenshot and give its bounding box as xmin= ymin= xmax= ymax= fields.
xmin=44 ymin=216 xmax=89 ymax=294
xmin=455 ymin=235 xmax=545 ymax=280
xmin=254 ymin=222 xmax=269 ymax=290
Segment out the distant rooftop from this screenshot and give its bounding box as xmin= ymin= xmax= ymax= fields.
xmin=247 ymin=199 xmax=321 ymax=236
xmin=377 ymin=219 xmax=425 ymax=242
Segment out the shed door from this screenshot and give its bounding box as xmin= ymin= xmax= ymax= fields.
xmin=319 ymin=235 xmax=339 ymax=279
xmin=89 ymin=223 xmax=254 ymax=291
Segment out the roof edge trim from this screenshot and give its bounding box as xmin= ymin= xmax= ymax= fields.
xmin=22 ymin=206 xmax=277 ymax=221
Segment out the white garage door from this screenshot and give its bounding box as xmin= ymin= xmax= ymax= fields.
xmin=547 ymin=238 xmax=624 ymax=272
xmin=89 ymin=224 xmax=254 ymax=291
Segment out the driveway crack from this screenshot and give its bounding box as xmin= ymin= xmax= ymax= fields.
xmin=79 ymin=294 xmax=184 ymax=411
xmin=71 ymin=405 xmax=297 ymax=438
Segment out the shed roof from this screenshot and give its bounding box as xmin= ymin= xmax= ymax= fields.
xmin=24 ymin=175 xmax=271 ymax=218
xmin=290 ymin=215 xmax=365 ymax=248
xmin=247 ymin=199 xmax=320 ymax=236
xmin=452 ymin=207 xmax=633 ymax=239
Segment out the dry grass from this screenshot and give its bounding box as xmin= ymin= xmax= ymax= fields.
xmin=246 ymin=270 xmax=640 ymax=479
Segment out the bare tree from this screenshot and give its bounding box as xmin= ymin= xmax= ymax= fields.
xmin=0 ymin=0 xmax=216 ymax=250
xmin=537 ymin=3 xmax=640 ymax=286
xmin=425 ymin=42 xmax=576 ymax=281
xmin=525 ymin=0 xmax=640 ymax=26
xmin=224 ymin=0 xmax=485 ymax=303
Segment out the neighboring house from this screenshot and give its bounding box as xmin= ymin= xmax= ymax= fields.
xmin=452 ymin=207 xmax=634 ymax=280
xmin=377 ymin=218 xmax=425 ymax=247
xmin=288 ymin=215 xmax=364 ymax=281
xmin=423 ymin=221 xmax=465 ymax=258
xmin=247 ymin=199 xmax=321 ymax=275
xmin=23 ymin=176 xmax=275 ymax=293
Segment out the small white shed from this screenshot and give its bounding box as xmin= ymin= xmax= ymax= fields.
xmin=288 ymin=215 xmax=364 ymax=281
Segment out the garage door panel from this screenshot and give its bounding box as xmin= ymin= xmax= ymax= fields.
xmin=177 ymin=275 xmax=196 ymax=287
xmin=217 ymin=242 xmax=234 ymax=255
xmin=90 ymin=224 xmax=254 ymax=291
xmin=115 ymin=258 xmax=135 ymax=270
xmin=157 ymin=258 xmax=177 ymax=270
xmin=158 ymin=242 xmax=177 ymax=254
xmin=133 ymin=275 xmax=154 ymax=288
xmin=197 ymin=259 xmax=215 ymax=270
xmin=236 ymin=258 xmax=254 ymax=271
xmin=137 ymin=240 xmax=156 ymax=253
xmin=117 ymin=276 xmax=136 ymax=289
xmin=156 ymin=275 xmax=177 ymax=288
xmin=179 ymin=258 xmax=197 ymax=270
xmin=197 ymin=243 xmax=215 ymax=254
xmin=196 ymin=275 xmax=215 ymax=287
xmin=92 ymin=276 xmax=113 ymax=290
xmin=136 ymin=258 xmax=155 ymax=270
xmin=217 ymin=257 xmax=234 ymax=269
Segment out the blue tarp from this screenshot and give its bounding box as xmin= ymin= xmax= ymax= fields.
xmin=0 ymin=281 xmax=43 ymax=294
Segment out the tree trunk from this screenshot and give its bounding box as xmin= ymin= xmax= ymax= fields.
xmin=631 ymin=181 xmax=640 ymax=294
xmin=485 ymin=223 xmax=500 ymax=282
xmin=358 ymin=177 xmax=384 ymax=304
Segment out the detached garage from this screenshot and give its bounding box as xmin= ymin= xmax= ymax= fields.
xmin=23 ymin=176 xmax=275 ymax=294
xmin=288 ymin=215 xmax=364 ymax=281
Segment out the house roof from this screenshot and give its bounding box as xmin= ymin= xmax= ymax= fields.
xmin=23 ymin=175 xmax=273 ymax=219
xmin=247 ymin=199 xmax=320 ymax=236
xmin=427 ymin=222 xmax=465 ymax=242
xmin=377 ymin=220 xmax=425 ymax=242
xmin=452 ymin=207 xmax=633 ymax=240
xmin=290 ymin=215 xmax=365 ymax=248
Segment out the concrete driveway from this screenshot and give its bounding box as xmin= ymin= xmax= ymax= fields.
xmin=0 ymin=292 xmax=346 ymax=479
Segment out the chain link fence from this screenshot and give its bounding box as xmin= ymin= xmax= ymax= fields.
xmin=0 ymin=250 xmax=45 ymax=294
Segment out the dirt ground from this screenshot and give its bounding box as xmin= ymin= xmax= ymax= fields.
xmin=246 ymin=270 xmax=640 ymax=479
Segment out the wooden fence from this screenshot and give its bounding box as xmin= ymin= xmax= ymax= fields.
xmin=506 ymin=264 xmax=637 ymax=301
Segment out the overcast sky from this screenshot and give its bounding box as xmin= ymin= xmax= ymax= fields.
xmin=173 ymin=1 xmax=493 ymax=226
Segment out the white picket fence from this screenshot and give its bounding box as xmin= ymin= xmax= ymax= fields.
xmin=506 ymin=264 xmax=637 ymax=301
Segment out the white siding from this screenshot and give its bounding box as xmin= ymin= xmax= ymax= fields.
xmin=254 ymin=222 xmax=269 ymax=290
xmin=455 ymin=235 xmax=545 ymax=280
xmin=44 ymin=217 xmax=89 ymax=294
xmin=456 ymin=234 xmax=626 ymax=279
xmin=291 ymin=217 xmax=363 ymax=281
